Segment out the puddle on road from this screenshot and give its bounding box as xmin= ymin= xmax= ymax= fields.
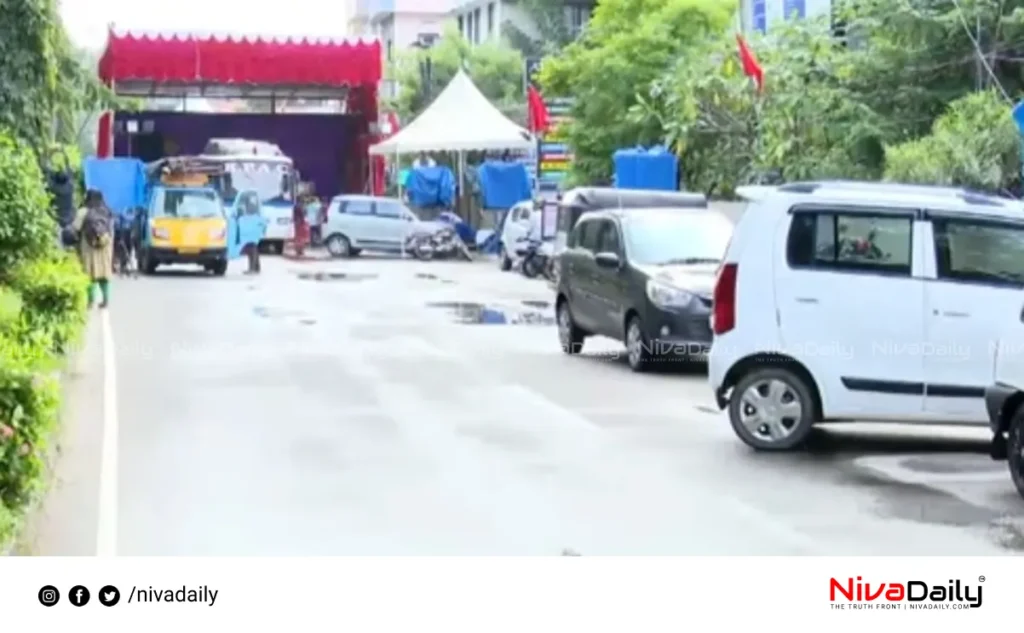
xmin=426 ymin=301 xmax=555 ymax=326
xmin=253 ymin=306 xmax=308 ymax=319
xmin=900 ymin=455 xmax=1003 ymax=475
xmin=295 ymin=271 xmax=379 ymax=282
xmin=842 ymin=467 xmax=1003 ymax=528
xmin=415 ymin=272 xmax=456 ymax=284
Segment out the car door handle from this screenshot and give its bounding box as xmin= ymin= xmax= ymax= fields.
xmin=794 ymin=297 xmax=818 ymax=304
xmin=941 ymin=311 xmax=970 ymax=318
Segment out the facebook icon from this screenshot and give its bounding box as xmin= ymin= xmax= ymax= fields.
xmin=69 ymin=585 xmax=90 ymax=606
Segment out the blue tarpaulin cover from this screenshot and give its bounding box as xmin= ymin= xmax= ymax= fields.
xmin=82 ymin=157 xmax=147 ymax=217
xmin=437 ymin=211 xmax=476 ymax=244
xmin=406 ymin=166 xmax=456 ymax=208
xmin=613 ymin=146 xmax=678 ymax=191
xmin=477 ymin=161 xmax=531 ymax=209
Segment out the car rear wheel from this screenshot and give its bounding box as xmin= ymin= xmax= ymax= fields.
xmin=325 ymin=234 xmax=351 ymax=258
xmin=728 ymin=368 xmax=816 ymax=451
xmin=211 ymin=259 xmax=228 ymax=276
xmin=1008 ymin=409 xmax=1024 ymax=500
xmin=556 ymin=299 xmax=585 ymax=355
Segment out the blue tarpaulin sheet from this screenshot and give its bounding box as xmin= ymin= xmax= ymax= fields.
xmin=613 ymin=146 xmax=678 ymax=191
xmin=406 ymin=166 xmax=455 ymax=208
xmin=437 ymin=211 xmax=475 ymax=244
xmin=477 ymin=161 xmax=531 ymax=209
xmin=82 ymin=157 xmax=147 ymax=217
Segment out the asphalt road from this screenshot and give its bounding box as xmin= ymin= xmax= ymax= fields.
xmin=27 ymin=254 xmax=1024 ymax=555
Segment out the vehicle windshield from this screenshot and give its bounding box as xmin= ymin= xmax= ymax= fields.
xmin=219 ymin=160 xmax=293 ymax=204
xmin=151 ymin=189 xmax=224 ymax=219
xmin=623 ymin=210 xmax=733 ymax=266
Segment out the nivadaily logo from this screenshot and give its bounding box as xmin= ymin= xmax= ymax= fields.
xmin=829 ymin=575 xmax=984 ymax=610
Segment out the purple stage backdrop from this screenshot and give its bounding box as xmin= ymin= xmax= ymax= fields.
xmin=112 ymin=111 xmax=361 ymax=198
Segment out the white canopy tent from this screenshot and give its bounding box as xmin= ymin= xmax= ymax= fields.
xmin=369 ymin=70 xmax=535 ymax=155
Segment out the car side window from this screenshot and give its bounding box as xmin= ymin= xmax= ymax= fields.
xmin=376 ymin=200 xmax=403 ymax=218
xmin=342 ymin=199 xmax=373 ymax=215
xmin=575 ymin=219 xmax=600 ymax=253
xmin=595 ymin=220 xmax=622 ymax=254
xmin=787 ymin=209 xmax=913 ymax=276
xmin=932 ymin=217 xmax=1024 ymax=287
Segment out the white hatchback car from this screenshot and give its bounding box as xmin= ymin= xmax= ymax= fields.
xmin=321 ymin=195 xmax=443 ymax=257
xmin=709 ymin=181 xmax=1024 ymax=450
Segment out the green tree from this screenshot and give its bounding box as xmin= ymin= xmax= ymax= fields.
xmin=388 ymin=24 xmax=524 ymax=122
xmin=0 ymin=0 xmax=111 ymax=154
xmin=537 ymin=0 xmax=737 ymax=186
xmin=884 ymin=89 xmax=1019 ymax=190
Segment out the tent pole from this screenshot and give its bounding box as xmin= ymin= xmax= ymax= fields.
xmin=397 ymin=145 xmax=405 ymax=259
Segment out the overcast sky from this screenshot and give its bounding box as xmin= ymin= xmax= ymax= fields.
xmin=61 ymin=0 xmax=356 ymax=49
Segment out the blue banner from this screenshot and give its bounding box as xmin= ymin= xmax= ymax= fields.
xmin=752 ymin=0 xmax=766 ymax=33
xmin=783 ymin=0 xmax=805 ymax=19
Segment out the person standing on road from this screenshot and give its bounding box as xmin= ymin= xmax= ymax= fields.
xmin=73 ymin=189 xmax=115 ymax=308
xmin=305 ymin=185 xmax=323 ymax=247
xmin=292 ymin=194 xmax=310 ymax=258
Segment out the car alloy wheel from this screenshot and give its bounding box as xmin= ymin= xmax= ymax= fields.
xmin=557 ymin=301 xmax=584 ymax=355
xmin=625 ymin=318 xmax=652 ymax=372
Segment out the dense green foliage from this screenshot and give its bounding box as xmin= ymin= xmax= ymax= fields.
xmin=0 ymin=0 xmax=96 ymax=550
xmin=536 ymin=0 xmax=1024 ymax=194
xmin=0 ymin=131 xmax=88 ymax=551
xmin=387 ymin=24 xmax=524 ymax=122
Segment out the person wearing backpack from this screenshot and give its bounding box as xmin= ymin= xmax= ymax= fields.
xmin=72 ymin=189 xmax=115 ymax=308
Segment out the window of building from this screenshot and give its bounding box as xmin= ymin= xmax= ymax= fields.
xmin=473 ymin=8 xmax=482 ymax=43
xmin=567 ymin=5 xmax=591 ymax=38
xmin=458 ymin=15 xmax=465 ymax=37
xmin=386 ymin=39 xmax=393 ymax=61
xmin=487 ymin=3 xmax=495 ymax=37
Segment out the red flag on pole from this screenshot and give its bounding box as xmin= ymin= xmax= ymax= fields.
xmin=527 ymin=85 xmax=551 ymax=133
xmin=736 ymin=34 xmax=764 ymax=93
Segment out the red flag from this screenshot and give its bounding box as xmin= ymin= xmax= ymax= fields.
xmin=527 ymin=85 xmax=551 ymax=134
xmin=736 ymin=34 xmax=764 ymax=93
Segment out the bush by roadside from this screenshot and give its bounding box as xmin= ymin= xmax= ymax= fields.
xmin=0 ymin=129 xmax=88 ymax=551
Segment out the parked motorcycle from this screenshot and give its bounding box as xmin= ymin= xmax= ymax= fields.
xmin=405 ymin=226 xmax=473 ymax=261
xmin=515 ymin=238 xmax=554 ymax=280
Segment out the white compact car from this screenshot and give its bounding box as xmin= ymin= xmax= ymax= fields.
xmin=709 ymin=181 xmax=1024 ymax=451
xmin=498 ymin=200 xmax=540 ymax=271
xmin=321 ymin=195 xmax=444 ymax=257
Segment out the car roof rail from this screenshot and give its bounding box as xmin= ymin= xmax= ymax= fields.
xmin=559 ymin=187 xmax=708 ymax=211
xmin=778 ymin=180 xmax=1011 ymax=207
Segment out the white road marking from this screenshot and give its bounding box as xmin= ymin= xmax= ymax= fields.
xmin=96 ymin=310 xmax=119 ymax=557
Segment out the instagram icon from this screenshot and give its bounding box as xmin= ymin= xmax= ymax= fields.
xmin=38 ymin=585 xmax=60 ymax=607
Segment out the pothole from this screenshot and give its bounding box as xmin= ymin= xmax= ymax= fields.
xmin=900 ymin=455 xmax=1004 ymax=475
xmin=296 ymin=271 xmax=378 ymax=282
xmin=425 ymin=301 xmax=555 ymax=325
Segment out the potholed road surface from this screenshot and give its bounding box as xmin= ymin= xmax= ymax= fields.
xmin=29 ymin=256 xmax=1024 ymax=555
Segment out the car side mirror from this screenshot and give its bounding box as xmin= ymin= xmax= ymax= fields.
xmin=595 ymin=252 xmax=621 ymax=269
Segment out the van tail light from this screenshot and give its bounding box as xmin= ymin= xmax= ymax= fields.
xmin=151 ymin=227 xmax=169 ymax=240
xmin=712 ymin=263 xmax=738 ymax=335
